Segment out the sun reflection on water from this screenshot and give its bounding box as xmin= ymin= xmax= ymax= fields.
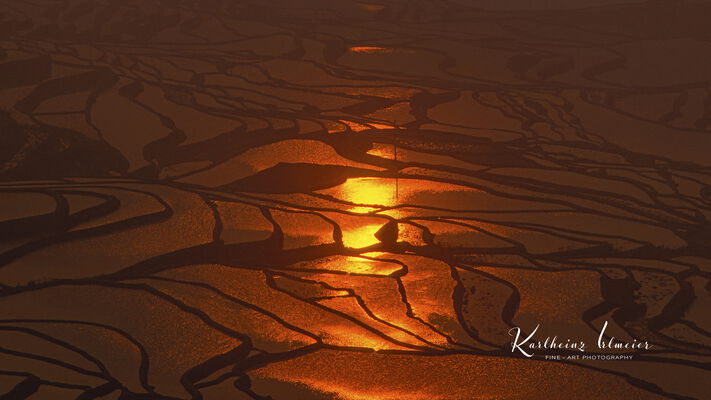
xmin=342 ymin=223 xmax=386 ymax=248
xmin=341 ymin=177 xmax=398 ymax=209
xmin=338 ymin=177 xmax=399 ymax=248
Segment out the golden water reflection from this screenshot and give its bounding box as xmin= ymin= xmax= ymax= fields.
xmin=342 ymin=223 xmax=386 ymax=248
xmin=321 ymin=177 xmax=499 ymax=249
xmin=348 ymin=46 xmax=393 ymax=54
xmin=339 ymin=177 xmax=399 ymax=248
xmin=341 ymin=177 xmax=398 ymax=209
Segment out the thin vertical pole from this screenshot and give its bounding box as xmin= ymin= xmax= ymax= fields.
xmin=393 ymin=120 xmax=399 ymax=203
